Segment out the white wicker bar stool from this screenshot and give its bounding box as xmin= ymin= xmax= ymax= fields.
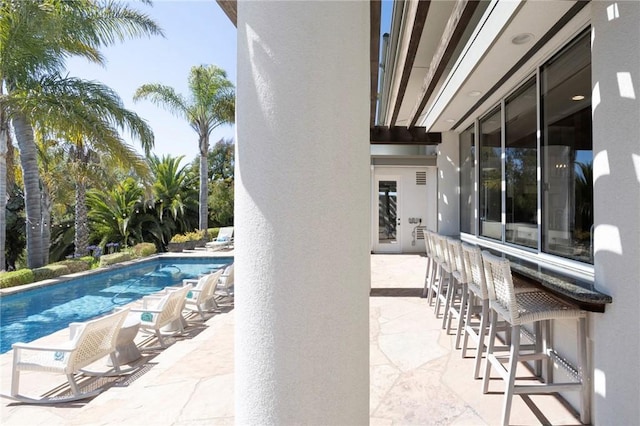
xmin=460 ymin=243 xmax=491 ymax=379
xmin=461 ymin=245 xmax=539 ymax=379
xmin=444 ymin=239 xmax=468 ymax=347
xmin=422 ymin=230 xmax=437 ymax=300
xmin=481 ymin=251 xmax=590 ymax=426
xmin=433 ymin=235 xmax=453 ymax=321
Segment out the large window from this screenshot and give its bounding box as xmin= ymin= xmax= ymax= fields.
xmin=459 ymin=30 xmax=593 ymax=265
xmin=479 ymin=108 xmax=502 ymax=240
xmin=541 ymin=31 xmax=592 ymax=263
xmin=505 ymin=79 xmax=538 ymax=248
xmin=459 ymin=126 xmax=475 ymax=234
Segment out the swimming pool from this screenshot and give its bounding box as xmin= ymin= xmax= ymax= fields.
xmin=0 ymin=256 xmax=233 ymax=353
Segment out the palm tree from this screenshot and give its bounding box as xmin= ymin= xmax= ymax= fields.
xmin=0 ymin=0 xmax=162 ymax=268
xmin=88 ymin=177 xmax=145 ymax=249
xmin=0 ymin=98 xmax=17 ymax=271
xmin=134 ymin=65 xmax=235 ymax=232
xmin=149 ymin=154 xmax=198 ymax=239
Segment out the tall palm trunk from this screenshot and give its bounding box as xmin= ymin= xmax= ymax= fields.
xmin=12 ymin=112 xmax=44 ymax=268
xmin=0 ymin=108 xmax=8 ymax=271
xmin=199 ymin=134 xmax=209 ymax=231
xmin=74 ymin=180 xmax=89 ymax=257
xmin=41 ymin=183 xmax=52 ymax=264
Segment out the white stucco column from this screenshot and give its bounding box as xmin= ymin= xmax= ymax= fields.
xmin=591 ymin=1 xmax=640 ymax=423
xmin=235 ymin=1 xmax=370 ymax=424
xmin=437 ymin=131 xmax=460 ymax=236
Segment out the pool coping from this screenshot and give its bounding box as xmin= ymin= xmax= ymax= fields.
xmin=0 ymin=250 xmax=234 ymax=297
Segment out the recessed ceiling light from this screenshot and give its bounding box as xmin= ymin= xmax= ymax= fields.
xmin=468 ymin=90 xmax=482 ymax=97
xmin=511 ymin=33 xmax=534 ymax=45
xmin=572 ymin=95 xmax=585 ymax=101
xmin=445 ymin=118 xmax=456 ymax=123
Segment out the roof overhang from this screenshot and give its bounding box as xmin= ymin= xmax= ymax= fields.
xmin=378 ymin=0 xmax=590 ymax=133
xmin=216 ymin=1 xmax=432 ymax=145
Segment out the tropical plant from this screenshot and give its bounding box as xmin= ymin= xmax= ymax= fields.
xmin=0 ymin=0 xmax=163 ymax=268
xmin=133 ymin=65 xmax=235 ymax=232
xmin=47 ymin=78 xmax=153 ymax=257
xmin=208 ymin=179 xmax=234 ymax=227
xmin=208 ymin=138 xmax=234 ymax=181
xmin=5 ymin=184 xmax=26 ymax=271
xmin=148 ymin=154 xmax=198 ymax=241
xmin=87 ymin=177 xmax=153 ymax=249
xmin=0 ymin=100 xmax=17 ymax=271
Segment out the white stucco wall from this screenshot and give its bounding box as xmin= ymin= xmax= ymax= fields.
xmin=591 ymin=1 xmax=640 ymax=423
xmin=235 ymin=1 xmax=370 ymax=424
xmin=436 ymin=131 xmax=460 ymax=236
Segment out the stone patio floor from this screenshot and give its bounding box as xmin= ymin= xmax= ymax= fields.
xmin=0 ymin=253 xmax=582 ymax=425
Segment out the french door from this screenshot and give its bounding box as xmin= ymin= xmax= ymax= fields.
xmin=374 ymin=176 xmax=401 ymax=253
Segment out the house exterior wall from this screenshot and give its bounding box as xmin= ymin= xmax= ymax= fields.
xmin=433 ymin=3 xmax=640 ymax=421
xmin=235 ymin=1 xmax=370 ymax=423
xmin=590 ymin=1 xmax=640 ymax=423
xmin=437 ymin=131 xmax=460 ymax=236
xmin=371 ymin=166 xmax=436 ymax=253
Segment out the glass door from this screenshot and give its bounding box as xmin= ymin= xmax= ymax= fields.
xmin=375 ymin=177 xmax=401 ymax=253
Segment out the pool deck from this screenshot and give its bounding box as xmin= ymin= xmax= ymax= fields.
xmin=0 ymin=251 xmax=581 ymax=425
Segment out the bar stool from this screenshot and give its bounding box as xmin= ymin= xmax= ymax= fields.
xmin=444 ymin=239 xmax=468 ymax=348
xmin=422 ymin=230 xmax=437 ymax=300
xmin=461 ymin=245 xmax=539 ymax=379
xmin=460 ymin=243 xmax=490 ymax=379
xmin=433 ymin=235 xmax=453 ymax=322
xmin=481 ymin=251 xmax=590 ymax=426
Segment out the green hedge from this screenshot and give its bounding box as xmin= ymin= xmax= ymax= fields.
xmin=55 ymin=257 xmax=95 ymax=274
xmin=131 ymin=242 xmax=156 ymax=257
xmin=99 ymin=252 xmax=133 ymax=267
xmin=0 ymin=248 xmax=154 ymax=291
xmin=0 ymin=269 xmax=35 ymax=289
xmin=32 ymin=264 xmax=71 ymax=282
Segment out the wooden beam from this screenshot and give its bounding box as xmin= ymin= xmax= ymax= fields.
xmin=389 ymin=0 xmax=431 ymax=126
xmin=216 ymin=0 xmax=237 ymax=27
xmin=371 ymin=0 xmax=381 ymax=128
xmin=370 ymin=126 xmax=441 ymax=145
xmin=407 ymin=0 xmax=480 ymax=127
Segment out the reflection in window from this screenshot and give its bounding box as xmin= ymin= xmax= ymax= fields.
xmin=505 ymin=79 xmax=538 ymax=248
xmin=378 ymin=181 xmax=397 ymax=244
xmin=541 ymin=31 xmax=592 ymax=263
xmin=479 ymin=108 xmax=502 ymax=240
xmin=460 ymin=126 xmax=475 ymax=234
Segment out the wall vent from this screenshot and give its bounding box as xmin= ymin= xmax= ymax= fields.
xmin=416 ymin=226 xmax=426 ymax=240
xmin=416 ymin=171 xmax=427 ymax=185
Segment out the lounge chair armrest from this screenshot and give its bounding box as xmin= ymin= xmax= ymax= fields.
xmin=12 ymin=341 xmax=76 ymax=353
xmin=129 ymin=308 xmax=163 ymax=314
xmin=69 ymin=322 xmax=86 ymax=340
xmin=143 ymin=294 xmax=164 ymax=300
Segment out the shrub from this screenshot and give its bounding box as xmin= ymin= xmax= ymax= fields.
xmin=170 ymin=230 xmax=206 ymax=243
xmin=99 ymin=252 xmax=133 ymax=267
xmin=185 ymin=230 xmax=206 ymax=242
xmin=33 ymin=264 xmax=70 ymax=282
xmin=56 ymin=257 xmax=94 ymax=274
xmin=132 ymin=242 xmax=156 ymax=257
xmin=0 ymin=269 xmax=35 ymax=289
xmin=170 ymin=233 xmax=190 ymax=244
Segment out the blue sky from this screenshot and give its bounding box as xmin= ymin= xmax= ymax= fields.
xmin=65 ymin=0 xmax=237 ymax=165
xmin=65 ymin=1 xmax=392 ymax=165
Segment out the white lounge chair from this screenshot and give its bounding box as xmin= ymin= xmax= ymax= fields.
xmin=180 ymin=269 xmax=225 ymax=320
xmin=215 ymin=263 xmax=234 ymax=301
xmin=4 ymin=308 xmax=130 ymax=404
xmin=205 ymin=226 xmax=234 ymax=251
xmin=129 ymin=284 xmax=192 ymax=348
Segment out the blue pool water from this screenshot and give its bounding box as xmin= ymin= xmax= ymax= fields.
xmin=0 ymin=257 xmax=232 ymax=353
